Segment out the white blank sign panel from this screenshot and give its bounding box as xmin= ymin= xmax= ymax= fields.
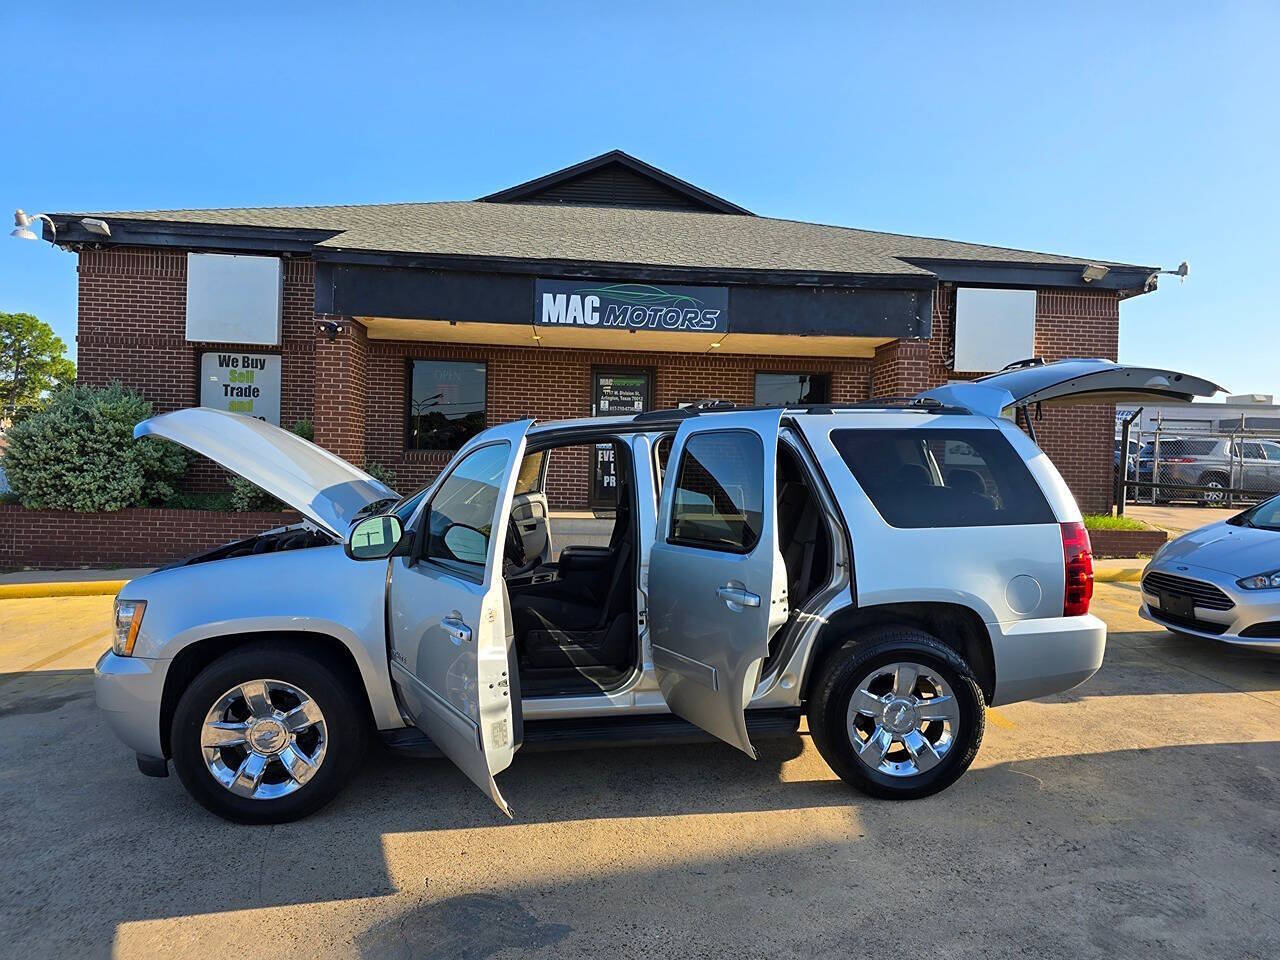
xmin=953 ymin=288 xmax=1037 ymax=374
xmin=186 ymin=253 xmax=283 ymax=345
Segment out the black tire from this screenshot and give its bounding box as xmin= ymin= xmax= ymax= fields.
xmin=807 ymin=628 xmax=985 ymax=800
xmin=170 ymin=641 xmax=367 ymax=824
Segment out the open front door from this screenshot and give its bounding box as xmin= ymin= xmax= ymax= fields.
xmin=649 ymin=409 xmax=787 ymax=758
xmin=387 ymin=419 xmax=533 ymax=816
xmin=919 ymin=359 xmax=1223 ymax=418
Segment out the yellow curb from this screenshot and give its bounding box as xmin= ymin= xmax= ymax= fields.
xmin=986 ymin=708 xmax=1016 ymax=730
xmin=1094 ymin=566 xmax=1143 ymax=583
xmin=0 ymin=580 xmax=129 ymax=600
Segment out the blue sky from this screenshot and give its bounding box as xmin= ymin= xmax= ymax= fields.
xmin=2 ymin=2 xmax=1277 ymax=398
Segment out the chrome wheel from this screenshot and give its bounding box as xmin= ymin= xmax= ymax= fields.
xmin=1200 ymin=479 xmax=1226 ymax=504
xmin=200 ymin=679 xmax=327 ymax=800
xmin=846 ymin=661 xmax=960 ymax=778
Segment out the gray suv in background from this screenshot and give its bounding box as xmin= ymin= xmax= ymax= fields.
xmin=1136 ymin=437 xmax=1280 ymax=504
xmin=95 ymin=359 xmax=1219 ymax=823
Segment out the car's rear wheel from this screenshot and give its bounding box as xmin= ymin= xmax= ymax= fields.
xmin=170 ymin=642 xmax=366 ymax=824
xmin=1198 ymin=473 xmax=1228 ymax=505
xmin=808 ymin=629 xmax=985 ymax=800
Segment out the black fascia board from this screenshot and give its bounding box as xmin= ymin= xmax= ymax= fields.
xmin=476 ymin=149 xmax=754 ymax=216
xmin=901 ymin=257 xmax=1158 ymax=295
xmin=315 ymin=260 xmax=931 ymax=341
xmin=310 ymin=245 xmax=938 ymax=291
xmin=45 ymin=215 xmax=339 ymax=254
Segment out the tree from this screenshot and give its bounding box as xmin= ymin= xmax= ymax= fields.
xmin=0 ymin=312 xmax=76 ymax=421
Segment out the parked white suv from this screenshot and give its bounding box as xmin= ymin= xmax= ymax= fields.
xmin=95 ymin=360 xmax=1219 ymax=823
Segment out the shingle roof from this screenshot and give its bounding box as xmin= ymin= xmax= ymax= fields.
xmin=60 ymin=200 xmax=1152 ymax=278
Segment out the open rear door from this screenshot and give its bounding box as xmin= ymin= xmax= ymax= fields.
xmin=919 ymin=359 xmax=1223 ymax=419
xmin=649 ymin=409 xmax=787 ymax=758
xmin=387 ymin=419 xmax=533 ymax=816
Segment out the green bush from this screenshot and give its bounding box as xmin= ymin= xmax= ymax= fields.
xmin=364 ymin=460 xmax=398 ymax=490
xmin=228 ymin=420 xmax=314 ymax=512
xmin=2 ymin=384 xmax=188 ymax=511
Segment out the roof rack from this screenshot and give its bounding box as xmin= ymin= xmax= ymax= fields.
xmin=628 ymin=396 xmax=967 ymax=423
xmin=632 ymin=400 xmax=735 ymax=423
xmin=999 ymin=356 xmax=1046 ymax=371
xmin=842 ymin=396 xmax=966 ymax=414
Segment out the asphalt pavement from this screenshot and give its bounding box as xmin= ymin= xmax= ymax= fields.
xmin=0 ymin=585 xmax=1277 ymax=959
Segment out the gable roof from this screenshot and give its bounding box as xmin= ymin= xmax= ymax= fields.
xmin=477 ymin=150 xmax=752 ymax=215
xmin=55 ymin=200 xmax=1152 ymax=280
xmin=48 ymin=151 xmax=1159 ymax=290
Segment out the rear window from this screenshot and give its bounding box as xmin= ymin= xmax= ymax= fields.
xmin=1139 ymin=439 xmax=1217 ymax=457
xmin=831 ymin=428 xmax=1054 ymax=528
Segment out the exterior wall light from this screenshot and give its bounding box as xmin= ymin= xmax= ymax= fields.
xmin=10 ymin=209 xmax=55 ymax=241
xmin=1080 ymin=264 xmax=1110 ymax=283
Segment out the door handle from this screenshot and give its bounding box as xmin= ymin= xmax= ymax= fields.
xmin=716 ymin=585 xmax=761 ymax=608
xmin=441 ymin=615 xmax=472 ymax=644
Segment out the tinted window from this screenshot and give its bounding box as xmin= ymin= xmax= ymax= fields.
xmin=669 ymin=431 xmax=764 ymax=552
xmin=754 ymin=373 xmax=831 ymax=406
xmin=408 ymin=360 xmax=486 ymax=451
xmin=423 ymin=442 xmax=509 ymax=578
xmin=654 ymin=434 xmax=675 ymax=490
xmin=1262 ymin=442 xmax=1280 ymax=462
xmin=1140 ymin=439 xmax=1217 ymax=457
xmin=831 ymin=428 xmax=1054 ymax=528
xmin=513 ymin=450 xmax=545 ymax=495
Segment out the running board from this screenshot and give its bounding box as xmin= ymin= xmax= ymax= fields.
xmin=380 ymin=708 xmax=802 ymax=759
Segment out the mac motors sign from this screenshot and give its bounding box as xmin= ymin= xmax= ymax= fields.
xmin=535 ymin=280 xmax=728 ymax=334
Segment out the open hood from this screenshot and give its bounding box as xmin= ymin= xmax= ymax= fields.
xmin=920 ymin=359 xmax=1224 ymax=418
xmin=136 ymin=408 xmax=398 ymax=539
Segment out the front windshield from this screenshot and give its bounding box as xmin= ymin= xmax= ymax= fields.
xmin=1229 ymin=495 xmax=1280 ymax=531
xmin=393 ymin=486 xmax=431 ymax=523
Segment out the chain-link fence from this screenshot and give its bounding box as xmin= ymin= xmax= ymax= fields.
xmin=1116 ymin=423 xmax=1280 ymax=507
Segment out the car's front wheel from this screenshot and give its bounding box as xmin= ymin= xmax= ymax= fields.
xmin=170 ymin=641 xmax=367 ymax=824
xmin=808 ymin=629 xmax=985 ymax=800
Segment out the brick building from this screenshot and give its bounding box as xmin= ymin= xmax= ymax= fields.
xmin=44 ymin=150 xmax=1163 ymax=512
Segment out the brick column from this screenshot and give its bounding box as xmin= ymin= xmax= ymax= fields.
xmin=871 ymin=338 xmax=931 ymax=399
xmin=313 ymin=317 xmax=369 ymax=466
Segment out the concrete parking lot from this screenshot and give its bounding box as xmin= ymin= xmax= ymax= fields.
xmin=1 ymin=585 xmax=1277 ymax=959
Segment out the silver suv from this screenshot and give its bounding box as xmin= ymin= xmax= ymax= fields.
xmin=1137 ymin=437 xmax=1280 ymax=503
xmin=95 ymin=360 xmax=1218 ymax=823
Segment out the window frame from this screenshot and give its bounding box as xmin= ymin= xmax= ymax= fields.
xmin=665 ymin=428 xmax=765 ymax=556
xmin=417 ymin=439 xmax=511 ymax=584
xmin=404 ymin=358 xmax=489 ymax=454
xmin=752 ymin=371 xmax=832 ymax=407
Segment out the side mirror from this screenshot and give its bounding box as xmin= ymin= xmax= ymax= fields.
xmin=442 ymin=523 xmax=489 ymax=564
xmin=346 ymin=514 xmax=404 ymax=560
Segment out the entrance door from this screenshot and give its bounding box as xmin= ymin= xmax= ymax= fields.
xmin=387 ymin=419 xmax=533 ymax=816
xmin=648 ymin=409 xmax=787 ymax=758
xmin=591 ymin=368 xmax=652 ymax=509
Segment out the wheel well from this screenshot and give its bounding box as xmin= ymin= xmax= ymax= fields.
xmin=158 ymin=631 xmax=374 ymax=758
xmin=801 ymin=602 xmax=995 ymax=703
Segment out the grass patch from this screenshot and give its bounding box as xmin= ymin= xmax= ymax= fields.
xmin=1083 ymin=512 xmax=1150 ymax=531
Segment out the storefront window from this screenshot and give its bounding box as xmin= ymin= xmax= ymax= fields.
xmin=407 ymin=360 xmax=486 ymax=451
xmin=754 ymin=372 xmax=830 ymax=406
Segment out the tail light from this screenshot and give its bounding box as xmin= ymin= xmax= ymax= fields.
xmin=1061 ymin=521 xmax=1094 ymax=617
